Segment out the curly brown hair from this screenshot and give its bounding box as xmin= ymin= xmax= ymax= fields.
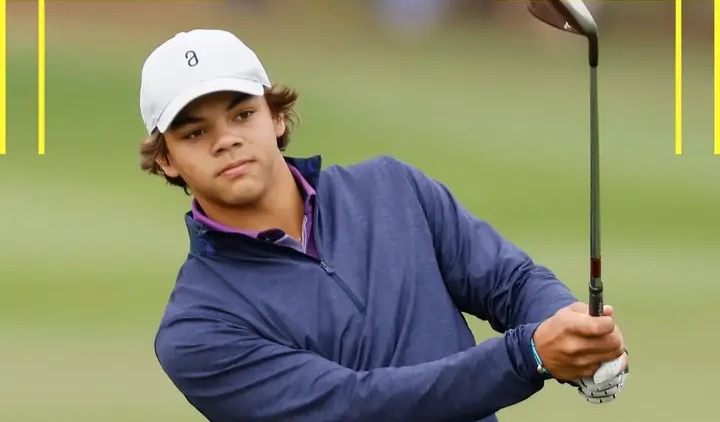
xmin=139 ymin=85 xmax=299 ymax=193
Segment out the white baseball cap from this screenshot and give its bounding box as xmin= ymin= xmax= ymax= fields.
xmin=139 ymin=29 xmax=271 ymax=135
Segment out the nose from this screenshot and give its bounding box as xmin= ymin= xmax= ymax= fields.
xmin=211 ymin=130 xmax=244 ymax=155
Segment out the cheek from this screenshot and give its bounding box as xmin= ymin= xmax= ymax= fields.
xmin=169 ymin=145 xmax=213 ymax=183
xmin=248 ymin=119 xmax=281 ymax=149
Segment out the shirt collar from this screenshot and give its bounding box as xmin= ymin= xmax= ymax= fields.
xmin=191 ymin=156 xmax=320 ymax=234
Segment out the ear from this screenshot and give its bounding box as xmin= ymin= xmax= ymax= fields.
xmin=274 ymin=113 xmax=286 ymax=138
xmin=155 ymin=154 xmax=180 ymax=178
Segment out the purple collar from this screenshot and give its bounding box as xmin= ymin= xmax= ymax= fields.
xmin=192 ymin=164 xmax=316 ymax=236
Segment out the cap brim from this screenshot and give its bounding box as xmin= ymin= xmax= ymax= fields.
xmin=155 ymin=77 xmax=266 ymax=133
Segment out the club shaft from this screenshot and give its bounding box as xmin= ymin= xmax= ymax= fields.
xmin=589 ymin=65 xmax=603 ymax=317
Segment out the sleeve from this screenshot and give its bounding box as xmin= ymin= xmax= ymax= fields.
xmin=388 ymin=156 xmax=578 ymax=332
xmin=155 ymin=314 xmax=547 ymax=422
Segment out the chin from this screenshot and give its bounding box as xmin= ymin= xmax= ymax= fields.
xmin=222 ymin=185 xmax=265 ymax=207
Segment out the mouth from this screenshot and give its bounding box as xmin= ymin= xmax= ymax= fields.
xmin=219 ymin=159 xmax=255 ymax=178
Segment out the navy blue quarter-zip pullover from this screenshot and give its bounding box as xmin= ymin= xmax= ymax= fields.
xmin=154 ymin=155 xmax=578 ymax=422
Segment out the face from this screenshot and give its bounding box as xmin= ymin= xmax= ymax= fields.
xmin=157 ymin=91 xmax=286 ymax=208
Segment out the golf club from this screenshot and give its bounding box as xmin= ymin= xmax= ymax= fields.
xmin=527 ymin=1 xmax=602 ymax=318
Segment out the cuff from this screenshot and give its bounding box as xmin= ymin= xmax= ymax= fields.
xmin=513 ymin=322 xmax=550 ymax=386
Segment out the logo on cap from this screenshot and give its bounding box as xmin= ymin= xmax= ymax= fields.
xmin=185 ymin=51 xmax=199 ymax=67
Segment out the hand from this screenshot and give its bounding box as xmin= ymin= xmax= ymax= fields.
xmin=566 ymin=304 xmax=629 ymax=404
xmin=532 ymin=302 xmax=625 ymax=381
xmin=571 ymin=351 xmax=629 ymax=404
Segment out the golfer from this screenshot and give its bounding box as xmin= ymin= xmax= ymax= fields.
xmin=139 ymin=29 xmax=629 ymax=422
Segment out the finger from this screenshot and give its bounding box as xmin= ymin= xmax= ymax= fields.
xmin=568 ymin=303 xmax=613 ymax=317
xmin=579 ymin=384 xmax=624 ymax=398
xmin=574 ymin=327 xmax=624 ymax=358
xmin=578 ymin=375 xmax=624 ymax=396
xmin=577 ymin=375 xmax=622 ymax=393
xmin=594 ymin=358 xmax=625 ymax=384
xmin=576 ymin=347 xmax=625 ymax=370
xmin=576 ymin=364 xmax=601 ymax=379
xmin=573 ymin=332 xmax=624 ymax=359
xmin=572 ymin=315 xmax=615 ymax=337
xmin=593 ymin=353 xmax=629 ymax=384
xmin=566 ymin=380 xmax=581 ymax=388
xmin=583 ymin=393 xmax=619 ymax=405
xmin=582 ymin=383 xmax=623 ymax=398
xmin=577 ymin=382 xmax=625 ymax=398
xmin=587 ymin=397 xmax=615 ymax=405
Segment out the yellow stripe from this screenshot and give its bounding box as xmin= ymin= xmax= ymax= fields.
xmin=0 ymin=0 xmax=5 ymax=155
xmin=715 ymin=0 xmax=720 ymax=154
xmin=675 ymin=0 xmax=683 ymax=155
xmin=38 ymin=0 xmax=46 ymax=155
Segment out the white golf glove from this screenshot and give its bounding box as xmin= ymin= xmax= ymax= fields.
xmin=571 ymin=351 xmax=629 ymax=404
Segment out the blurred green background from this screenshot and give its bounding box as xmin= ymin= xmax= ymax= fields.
xmin=0 ymin=1 xmax=717 ymax=421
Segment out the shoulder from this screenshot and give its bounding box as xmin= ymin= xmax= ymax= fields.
xmin=155 ymin=257 xmax=239 ymax=334
xmin=332 ymin=155 xmax=415 ymax=172
xmin=319 ymin=155 xmax=419 ymax=186
xmin=154 ymin=258 xmax=241 ymax=363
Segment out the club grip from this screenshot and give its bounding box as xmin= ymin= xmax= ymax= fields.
xmin=588 ymin=287 xmax=603 ymax=317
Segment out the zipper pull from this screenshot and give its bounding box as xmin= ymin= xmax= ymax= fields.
xmin=320 ymin=261 xmax=334 ymax=274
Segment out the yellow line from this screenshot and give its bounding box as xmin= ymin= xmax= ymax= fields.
xmin=0 ymin=0 xmax=5 ymax=155
xmin=716 ymin=0 xmax=720 ymax=154
xmin=675 ymin=0 xmax=683 ymax=155
xmin=38 ymin=0 xmax=45 ymax=155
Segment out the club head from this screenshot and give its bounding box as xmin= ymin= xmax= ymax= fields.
xmin=527 ymin=0 xmax=599 ymax=67
xmin=527 ymin=0 xmax=597 ymax=38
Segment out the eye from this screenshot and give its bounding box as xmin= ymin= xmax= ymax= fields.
xmin=235 ymin=110 xmax=255 ymax=121
xmin=183 ymin=129 xmax=204 ymax=140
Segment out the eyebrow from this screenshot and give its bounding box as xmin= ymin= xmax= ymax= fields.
xmin=169 ymin=93 xmax=254 ymax=130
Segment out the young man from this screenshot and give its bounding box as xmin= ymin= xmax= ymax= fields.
xmin=139 ymin=29 xmax=629 ymax=422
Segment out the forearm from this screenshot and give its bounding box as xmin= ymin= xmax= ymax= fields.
xmin=502 ymin=260 xmax=579 ymax=326
xmin=333 ymin=324 xmax=546 ymax=422
xmin=158 ymin=320 xmax=547 ymax=422
xmin=387 ymin=154 xmax=578 ymax=331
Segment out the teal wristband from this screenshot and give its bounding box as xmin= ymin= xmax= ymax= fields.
xmin=530 ymin=337 xmax=553 ymax=379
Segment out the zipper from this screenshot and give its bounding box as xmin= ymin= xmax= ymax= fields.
xmin=318 ymin=260 xmax=365 ymax=314
xmin=240 ymin=233 xmax=366 ymax=314
xmin=311 ymin=197 xmax=366 ymax=314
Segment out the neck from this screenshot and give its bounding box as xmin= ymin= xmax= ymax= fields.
xmin=196 ymin=164 xmax=305 ymax=240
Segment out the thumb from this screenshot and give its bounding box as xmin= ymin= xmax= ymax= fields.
xmin=567 ymin=303 xmax=613 ymax=316
xmin=593 ymin=355 xmax=625 ymax=384
xmin=567 ymin=302 xmax=589 ymax=313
